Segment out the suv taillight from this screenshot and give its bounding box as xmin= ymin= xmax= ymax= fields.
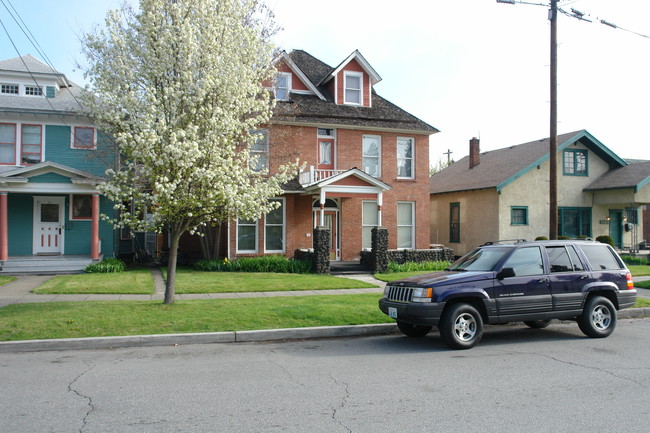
xmin=626 ymin=272 xmax=634 ymax=290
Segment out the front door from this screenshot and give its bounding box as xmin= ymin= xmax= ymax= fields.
xmin=609 ymin=210 xmax=623 ymax=248
xmin=313 ymin=210 xmax=340 ymax=261
xmin=33 ymin=196 xmax=65 ymax=255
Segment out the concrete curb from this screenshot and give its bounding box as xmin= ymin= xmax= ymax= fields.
xmin=1 ymin=309 xmax=647 ymax=354
xmin=0 ymin=323 xmax=399 ymax=353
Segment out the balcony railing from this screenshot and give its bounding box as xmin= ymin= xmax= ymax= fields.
xmin=299 ymin=166 xmax=347 ymax=186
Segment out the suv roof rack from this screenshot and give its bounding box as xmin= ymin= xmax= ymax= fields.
xmin=481 ymin=239 xmax=527 ymax=246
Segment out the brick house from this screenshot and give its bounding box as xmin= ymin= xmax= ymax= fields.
xmin=225 ymin=50 xmax=438 ymax=262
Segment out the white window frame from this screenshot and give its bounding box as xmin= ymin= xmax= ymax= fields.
xmin=24 ymin=85 xmax=43 ymax=97
xmin=275 ymin=72 xmax=291 ymax=101
xmin=0 ymin=83 xmax=19 ymax=95
xmin=264 ymin=198 xmax=286 ymax=253
xmin=71 ymin=126 xmax=97 ymax=150
xmin=236 ymin=217 xmax=258 ymax=254
xmin=0 ymin=122 xmax=17 ymax=165
xmin=397 ymin=201 xmax=415 ymax=250
xmin=249 ymin=129 xmax=269 ymax=172
xmin=397 ymin=137 xmax=414 ymax=179
xmin=362 ymin=200 xmax=379 ymax=250
xmin=362 ymin=135 xmax=381 ymax=178
xmin=343 ymin=71 xmax=363 ymax=105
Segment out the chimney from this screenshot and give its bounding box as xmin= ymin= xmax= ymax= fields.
xmin=469 ymin=137 xmax=480 ymax=169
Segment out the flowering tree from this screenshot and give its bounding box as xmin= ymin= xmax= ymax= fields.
xmin=80 ymin=0 xmax=297 ymax=303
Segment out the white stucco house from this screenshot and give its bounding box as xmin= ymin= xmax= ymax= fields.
xmin=430 ymin=130 xmax=650 ymax=256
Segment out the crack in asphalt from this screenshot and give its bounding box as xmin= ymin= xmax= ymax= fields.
xmin=67 ymin=361 xmax=96 ymax=433
xmin=329 ymin=373 xmax=352 ymax=433
xmin=266 ymin=350 xmax=304 ymax=386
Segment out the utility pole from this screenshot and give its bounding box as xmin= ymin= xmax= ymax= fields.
xmin=549 ymin=0 xmax=558 ymax=239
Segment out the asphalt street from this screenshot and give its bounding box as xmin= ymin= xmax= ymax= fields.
xmin=1 ymin=318 xmax=649 ymax=433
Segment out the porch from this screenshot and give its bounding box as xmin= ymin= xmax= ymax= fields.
xmin=0 ymin=255 xmax=100 ymax=274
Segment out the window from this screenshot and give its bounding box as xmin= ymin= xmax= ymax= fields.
xmin=344 ymin=71 xmax=362 ymax=105
xmin=362 ymin=200 xmax=378 ymax=249
xmin=450 ymin=202 xmax=460 ymax=243
xmin=24 ymin=85 xmax=43 ymax=96
xmin=580 ymin=244 xmax=624 ymax=271
xmin=503 ymin=247 xmax=544 ymax=276
xmin=237 ymin=217 xmax=258 ymax=253
xmin=511 ymin=206 xmax=528 ymax=225
xmin=362 ymin=135 xmax=381 ymax=177
xmin=397 ymin=202 xmax=415 ymax=249
xmin=625 ymin=207 xmax=638 ymax=225
xmin=71 ymin=194 xmax=93 ymax=220
xmin=0 ymin=123 xmax=16 ymax=164
xmin=319 ymin=141 xmax=332 ymax=165
xmin=73 ymin=127 xmax=95 ymax=149
xmin=318 ymin=129 xmax=334 ymax=137
xmin=265 ymin=198 xmax=285 ymax=252
xmin=275 ymin=73 xmax=290 ymax=101
xmin=397 ymin=137 xmax=414 ymax=179
xmin=250 ymin=129 xmax=269 ymax=172
xmin=21 ymin=124 xmax=42 ymax=165
xmin=563 ymin=149 xmax=588 ymax=176
xmin=558 ymin=207 xmax=591 ymax=238
xmin=546 ymin=246 xmax=573 ymax=273
xmin=1 ymin=84 xmax=18 ymax=94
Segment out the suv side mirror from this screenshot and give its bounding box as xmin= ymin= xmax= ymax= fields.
xmin=497 ymin=267 xmax=516 ymax=280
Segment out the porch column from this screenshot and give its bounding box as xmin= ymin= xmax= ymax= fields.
xmin=377 ymin=192 xmax=383 ymax=227
xmin=0 ymin=192 xmax=7 ymax=261
xmin=91 ymin=193 xmax=100 ymax=260
xmin=319 ymin=189 xmax=326 ymax=226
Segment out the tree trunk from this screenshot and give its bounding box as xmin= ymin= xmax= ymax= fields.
xmin=164 ymin=227 xmax=182 ymax=304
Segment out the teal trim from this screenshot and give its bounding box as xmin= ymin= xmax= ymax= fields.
xmin=28 ymin=172 xmax=72 ymax=183
xmin=609 ymin=210 xmax=623 ymax=248
xmin=511 ymin=206 xmax=528 ymax=226
xmin=449 ymin=202 xmax=460 ymax=243
xmin=46 ymin=86 xmax=56 ymax=98
xmin=558 ymin=207 xmax=591 ymax=238
xmin=496 ymin=130 xmax=627 ymax=192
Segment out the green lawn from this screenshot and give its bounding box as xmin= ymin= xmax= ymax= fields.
xmin=635 ymin=280 xmax=650 ymax=290
xmin=629 ymin=265 xmax=650 ymax=277
xmin=0 ymin=294 xmax=391 ymax=341
xmin=167 ymin=268 xmax=378 ymax=293
xmin=0 ymin=276 xmax=16 ymax=286
xmin=33 ymin=268 xmax=154 ymax=294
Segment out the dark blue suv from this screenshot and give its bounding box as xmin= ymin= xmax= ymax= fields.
xmin=378 ymin=240 xmax=637 ymax=349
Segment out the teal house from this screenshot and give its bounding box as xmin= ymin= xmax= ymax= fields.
xmin=0 ymin=55 xmax=117 ymax=270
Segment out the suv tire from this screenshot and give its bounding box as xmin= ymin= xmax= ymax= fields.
xmin=578 ymin=296 xmax=617 ymax=338
xmin=439 ymin=303 xmax=483 ymax=349
xmin=397 ymin=321 xmax=432 ymax=337
xmin=524 ymin=320 xmax=551 ymax=329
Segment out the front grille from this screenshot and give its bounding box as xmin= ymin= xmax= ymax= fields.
xmin=386 ymin=286 xmax=413 ymax=303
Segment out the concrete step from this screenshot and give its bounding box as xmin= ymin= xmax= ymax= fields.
xmin=1 ymin=257 xmax=93 ymax=274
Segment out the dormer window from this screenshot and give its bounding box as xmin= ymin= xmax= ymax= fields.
xmin=24 ymin=85 xmax=43 ymax=97
xmin=1 ymin=84 xmax=18 ymax=95
xmin=344 ymin=71 xmax=362 ymax=105
xmin=275 ymin=73 xmax=291 ymax=101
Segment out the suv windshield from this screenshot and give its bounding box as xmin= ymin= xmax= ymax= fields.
xmin=448 ymin=247 xmax=511 ymax=272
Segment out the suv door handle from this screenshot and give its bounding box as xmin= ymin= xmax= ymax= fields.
xmin=579 ymin=275 xmax=588 ymax=280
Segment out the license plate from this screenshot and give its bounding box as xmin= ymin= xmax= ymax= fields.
xmin=388 ymin=307 xmax=398 ymax=319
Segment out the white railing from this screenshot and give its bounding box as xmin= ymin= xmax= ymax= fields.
xmin=299 ymin=166 xmax=346 ymax=185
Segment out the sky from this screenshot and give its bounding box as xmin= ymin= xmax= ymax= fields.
xmin=2 ymin=0 xmax=649 ymax=163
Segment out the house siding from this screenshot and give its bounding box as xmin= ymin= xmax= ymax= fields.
xmin=45 ymin=125 xmax=111 ymax=177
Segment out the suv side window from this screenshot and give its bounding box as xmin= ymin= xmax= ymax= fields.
xmin=567 ymin=245 xmax=584 ymax=271
xmin=546 ymin=246 xmax=572 ymax=273
xmin=580 ymin=244 xmax=624 ymax=270
xmin=503 ymin=247 xmax=544 ymax=276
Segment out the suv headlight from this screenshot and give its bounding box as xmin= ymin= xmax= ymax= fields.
xmin=412 ymin=287 xmax=433 ymax=303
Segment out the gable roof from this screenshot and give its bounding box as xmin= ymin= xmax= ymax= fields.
xmin=273 ymin=50 xmax=438 ymax=134
xmin=429 ymin=130 xmax=627 ymax=195
xmin=584 ymin=160 xmax=650 ymax=192
xmin=319 ymin=50 xmax=382 ymax=87
xmin=0 ymin=161 xmax=103 ymax=184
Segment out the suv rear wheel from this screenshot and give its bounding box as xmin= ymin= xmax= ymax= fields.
xmin=397 ymin=321 xmax=432 ymax=337
xmin=439 ymin=303 xmax=483 ymax=349
xmin=578 ymin=296 xmax=617 ymax=338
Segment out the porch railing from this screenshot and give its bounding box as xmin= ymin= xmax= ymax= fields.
xmin=299 ymin=166 xmax=346 ymax=186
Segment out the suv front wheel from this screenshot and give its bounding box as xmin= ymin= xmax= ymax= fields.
xmin=397 ymin=321 xmax=432 ymax=337
xmin=439 ymin=303 xmax=484 ymax=349
xmin=578 ymin=296 xmax=617 ymax=338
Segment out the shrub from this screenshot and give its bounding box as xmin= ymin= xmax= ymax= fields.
xmin=620 ymin=255 xmax=649 ymax=266
xmin=84 ymin=258 xmax=127 ymax=273
xmin=193 ymin=255 xmax=312 ymax=274
xmin=535 ymin=236 xmax=549 ymax=241
xmin=387 ymin=261 xmax=451 ymax=273
xmin=596 ymin=235 xmax=614 ymax=247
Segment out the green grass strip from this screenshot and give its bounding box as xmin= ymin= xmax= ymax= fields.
xmin=635 ymin=280 xmax=650 ymax=290
xmin=0 ymin=276 xmax=16 ymax=286
xmin=629 ymin=265 xmax=650 ymax=277
xmin=0 ymin=294 xmax=391 ymax=341
xmin=33 ymin=268 xmax=154 ymax=294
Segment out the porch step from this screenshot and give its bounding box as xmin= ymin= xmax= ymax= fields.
xmin=0 ymin=257 xmax=94 ymax=274
xmin=330 ymin=261 xmax=371 ymax=275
